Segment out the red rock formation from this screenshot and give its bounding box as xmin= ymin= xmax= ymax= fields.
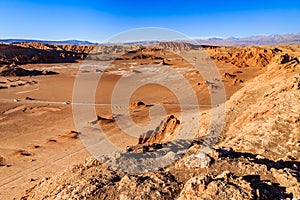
xmin=138 ymin=115 xmax=180 ymax=144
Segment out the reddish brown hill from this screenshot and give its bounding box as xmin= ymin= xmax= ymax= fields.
xmin=150 ymin=42 xmax=200 ymax=51
xmin=0 ymin=43 xmax=88 ymax=65
xmin=210 ymin=46 xmax=274 ymax=67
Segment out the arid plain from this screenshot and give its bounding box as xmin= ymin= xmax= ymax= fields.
xmin=0 ymin=42 xmax=299 ymax=199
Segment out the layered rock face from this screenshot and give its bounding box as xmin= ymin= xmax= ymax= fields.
xmin=138 ymin=115 xmax=180 ymax=145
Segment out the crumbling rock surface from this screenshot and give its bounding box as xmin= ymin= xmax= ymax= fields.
xmin=178 ymin=171 xmax=254 ymax=200
xmin=111 ymin=172 xmax=181 ymax=200
xmin=138 ymin=115 xmax=180 ymax=144
xmin=21 ymin=158 xmax=181 ymax=200
xmin=182 ymin=152 xmax=212 ymax=169
xmin=21 ymin=159 xmax=122 ymax=200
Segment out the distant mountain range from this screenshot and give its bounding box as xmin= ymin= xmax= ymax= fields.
xmin=0 ymin=39 xmax=96 ymax=46
xmin=1 ymin=32 xmax=300 ymax=46
xmin=192 ymin=32 xmax=300 ymax=46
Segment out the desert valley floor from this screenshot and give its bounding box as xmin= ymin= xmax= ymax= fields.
xmin=0 ymin=42 xmax=299 ymax=199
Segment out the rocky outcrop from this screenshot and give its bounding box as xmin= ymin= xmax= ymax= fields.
xmin=223 ymin=72 xmax=236 ymax=79
xmin=0 ymin=156 xmax=5 ymax=166
xmin=280 ymin=53 xmax=299 ymax=64
xmin=138 ymin=115 xmax=180 ymax=144
xmin=97 ymin=115 xmax=116 ymax=124
xmin=21 ymin=158 xmax=181 ymax=200
xmin=114 ymin=172 xmax=180 ymax=200
xmin=0 ymin=64 xmax=58 ymax=76
xmin=178 ymin=172 xmax=254 ymax=200
xmin=211 ymin=46 xmax=273 ymax=67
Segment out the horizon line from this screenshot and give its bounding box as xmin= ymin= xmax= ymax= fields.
xmin=1 ymin=32 xmax=299 ymax=44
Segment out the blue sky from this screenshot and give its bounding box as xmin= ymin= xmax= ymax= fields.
xmin=0 ymin=0 xmax=299 ymax=41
